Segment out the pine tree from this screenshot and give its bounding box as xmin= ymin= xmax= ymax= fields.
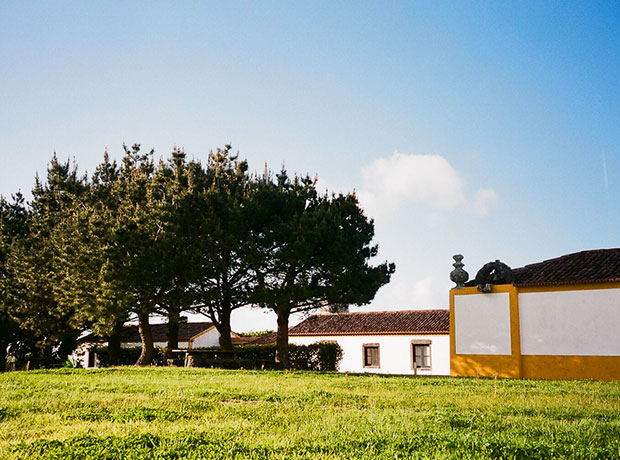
xmin=188 ymin=146 xmax=257 ymax=351
xmin=4 ymin=156 xmax=87 ymax=367
xmin=0 ymin=193 xmax=29 ymax=370
xmin=250 ymin=170 xmax=395 ymax=368
xmin=55 ymin=151 xmax=130 ymax=365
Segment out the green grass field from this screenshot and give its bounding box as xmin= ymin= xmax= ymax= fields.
xmin=0 ymin=368 xmax=619 ymax=459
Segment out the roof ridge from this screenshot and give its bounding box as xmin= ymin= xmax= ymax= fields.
xmin=122 ymin=321 xmax=213 ymax=328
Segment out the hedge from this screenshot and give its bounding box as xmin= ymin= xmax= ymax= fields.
xmin=93 ymin=347 xmax=167 ymax=367
xmin=92 ymin=342 xmax=343 ymax=371
xmin=193 ymin=342 xmax=343 ymax=371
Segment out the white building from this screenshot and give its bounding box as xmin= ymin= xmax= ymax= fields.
xmin=75 ymin=321 xmax=222 ymax=368
xmin=289 ymin=310 xmax=450 ymax=375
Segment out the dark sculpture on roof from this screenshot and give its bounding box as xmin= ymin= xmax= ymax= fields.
xmin=450 ymin=254 xmax=469 ymax=289
xmin=475 ymin=260 xmax=514 ymax=293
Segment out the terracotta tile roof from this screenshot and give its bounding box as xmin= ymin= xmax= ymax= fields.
xmin=513 ymin=248 xmax=620 ymax=287
xmin=231 ymin=336 xmax=263 ymax=346
xmin=80 ymin=322 xmax=214 ymax=343
xmin=243 ymin=332 xmax=277 ymax=345
xmin=288 ymin=310 xmax=449 ymax=336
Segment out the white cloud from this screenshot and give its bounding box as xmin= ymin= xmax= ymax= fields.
xmin=357 ymin=151 xmax=498 ymax=220
xmin=357 ymin=152 xmax=465 ymax=217
xmin=471 ymin=188 xmax=499 ymax=216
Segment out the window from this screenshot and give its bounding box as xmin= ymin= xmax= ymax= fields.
xmin=412 ymin=341 xmax=431 ymax=370
xmin=363 ymin=343 xmax=380 ymax=368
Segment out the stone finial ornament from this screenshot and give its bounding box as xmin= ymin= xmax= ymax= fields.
xmin=450 ymin=254 xmax=469 ymax=289
xmin=328 ymin=304 xmax=349 ymax=313
xmin=319 ymin=303 xmax=349 ymax=313
xmin=474 ymin=259 xmax=514 ymax=293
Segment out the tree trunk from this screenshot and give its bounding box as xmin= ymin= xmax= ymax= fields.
xmin=275 ymin=309 xmax=290 ymax=369
xmin=0 ymin=337 xmax=7 ymax=372
xmin=57 ymin=330 xmax=79 ymax=362
xmin=108 ymin=320 xmax=123 ymax=366
xmin=0 ymin=317 xmax=11 ymax=372
xmin=166 ymin=306 xmax=180 ymax=359
xmin=136 ymin=311 xmax=153 ymax=366
xmin=215 ymin=282 xmax=234 ymax=352
xmin=41 ymin=343 xmax=53 ymax=369
xmin=217 ymin=307 xmax=234 ymax=352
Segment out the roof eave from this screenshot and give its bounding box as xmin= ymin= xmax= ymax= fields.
xmin=289 ymin=331 xmax=449 ymax=336
xmin=515 ymin=278 xmax=620 ymax=288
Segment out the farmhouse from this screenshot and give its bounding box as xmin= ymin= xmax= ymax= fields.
xmin=451 ymin=248 xmax=620 ymax=381
xmin=76 ymin=321 xmax=223 ymax=368
xmin=289 ymin=309 xmax=450 ymax=375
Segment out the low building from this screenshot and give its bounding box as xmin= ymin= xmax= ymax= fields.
xmin=76 ymin=321 xmax=223 ymax=368
xmin=289 ymin=309 xmax=450 ymax=375
xmin=451 ymin=249 xmax=620 ymax=380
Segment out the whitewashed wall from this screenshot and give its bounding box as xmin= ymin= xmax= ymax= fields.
xmin=519 ymin=288 xmax=620 ymax=356
xmin=454 ymin=292 xmax=511 ymax=355
xmin=72 ymin=344 xmax=91 ymax=368
xmin=290 ymin=334 xmax=450 ymax=375
xmin=191 ymin=328 xmax=221 ymax=348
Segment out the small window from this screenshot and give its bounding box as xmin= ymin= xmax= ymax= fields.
xmin=363 ymin=343 xmax=380 ymax=368
xmin=412 ymin=343 xmax=431 ymax=370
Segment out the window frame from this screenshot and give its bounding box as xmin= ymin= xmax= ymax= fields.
xmin=362 ymin=343 xmax=381 ymax=368
xmin=411 ymin=340 xmax=432 ymax=371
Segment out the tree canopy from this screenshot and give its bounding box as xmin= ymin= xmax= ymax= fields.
xmin=251 ymin=170 xmax=395 ymax=367
xmin=0 ymin=145 xmax=394 ymax=370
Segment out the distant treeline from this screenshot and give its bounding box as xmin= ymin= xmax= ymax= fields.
xmin=0 ymin=144 xmax=394 ymax=370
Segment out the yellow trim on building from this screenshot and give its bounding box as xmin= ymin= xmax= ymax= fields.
xmin=450 ymin=281 xmax=620 ymax=381
xmin=185 ymin=325 xmax=217 ymax=350
xmin=451 ymin=284 xmax=521 ymax=378
xmin=189 ymin=325 xmax=216 ymax=341
xmin=508 ymin=285 xmax=522 ymax=378
xmin=517 ymin=281 xmax=620 ymax=293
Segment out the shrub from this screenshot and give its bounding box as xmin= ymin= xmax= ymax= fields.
xmin=94 ymin=347 xmax=167 ymax=367
xmin=289 ymin=342 xmax=343 ymax=371
xmin=193 ymin=342 xmax=343 ymax=371
xmin=90 ymin=342 xmax=342 ymax=371
xmin=236 ymin=330 xmax=274 ymax=337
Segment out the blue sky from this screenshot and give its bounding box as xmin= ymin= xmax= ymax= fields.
xmin=1 ymin=2 xmax=618 ymax=331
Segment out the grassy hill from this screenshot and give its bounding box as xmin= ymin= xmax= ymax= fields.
xmin=1 ymin=367 xmax=619 ymax=459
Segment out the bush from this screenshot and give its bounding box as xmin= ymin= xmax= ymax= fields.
xmin=291 ymin=341 xmax=343 ymax=371
xmin=193 ymin=342 xmax=343 ymax=371
xmin=91 ymin=342 xmax=342 ymax=371
xmin=236 ymin=329 xmax=274 ymax=337
xmin=94 ymin=347 xmax=167 ymax=367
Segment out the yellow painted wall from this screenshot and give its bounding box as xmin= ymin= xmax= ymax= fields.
xmin=450 ymin=284 xmax=522 ymax=378
xmin=521 ymin=355 xmax=620 ymax=381
xmin=450 ymin=282 xmax=620 ymax=381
